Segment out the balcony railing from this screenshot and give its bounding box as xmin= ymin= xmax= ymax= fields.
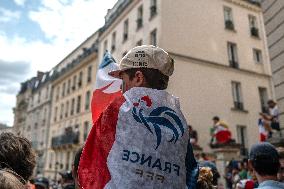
xmin=229 ymin=60 xmax=239 ymax=69
xmin=225 ymin=20 xmax=234 ymax=30
xmin=234 ymin=102 xmax=244 ymax=110
xmin=51 ymin=131 xmax=79 ymax=149
xmin=251 ymin=27 xmax=259 ymax=38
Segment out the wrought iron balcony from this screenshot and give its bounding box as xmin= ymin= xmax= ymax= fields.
xmin=225 ymin=20 xmax=234 ymax=30
xmin=251 ymin=27 xmax=259 ymax=38
xmin=51 ymin=130 xmax=79 ymax=149
xmin=229 ymin=60 xmax=239 ymax=69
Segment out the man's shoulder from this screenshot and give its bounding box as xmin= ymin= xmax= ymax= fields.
xmin=257 ymin=180 xmax=284 ymax=189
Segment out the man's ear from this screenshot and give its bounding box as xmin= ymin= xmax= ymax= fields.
xmin=134 ymin=71 xmax=145 ymax=87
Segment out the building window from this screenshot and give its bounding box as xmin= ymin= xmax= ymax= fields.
xmin=66 ymin=151 xmax=70 ymax=170
xmin=54 ymin=107 xmax=58 ymax=122
xmin=85 ymin=91 xmax=91 ymax=111
xmin=78 ymin=71 xmax=83 ymax=88
xmin=60 ymin=103 xmax=64 ymax=120
xmin=30 ymin=97 xmax=34 ymax=108
xmin=227 ymin=42 xmax=239 ymax=68
xmin=224 ymin=7 xmax=234 ymax=30
xmin=232 ymin=82 xmax=244 ymax=110
xmin=123 ymin=19 xmax=128 ymax=42
xmin=259 ymin=87 xmax=268 ymax=113
xmin=249 ymin=15 xmax=259 ymax=38
xmin=136 ymin=39 xmax=143 ymax=46
xmin=46 ymin=86 xmax=49 ymax=99
xmin=49 ymin=153 xmax=53 ymax=169
xmin=84 ymin=121 xmax=89 ymax=141
xmin=76 ymin=95 xmax=81 ymax=114
xmin=87 ymin=66 xmax=92 ymax=83
xmin=137 ymin=5 xmax=143 ymax=29
xmin=72 ymin=75 xmax=77 ymax=91
xmin=67 ymin=79 xmax=71 ymax=94
xmin=237 ymin=125 xmax=248 ymax=156
xmin=103 ymin=40 xmax=108 ymax=53
xmin=150 ymin=29 xmax=157 ymax=46
xmin=56 ymin=87 xmax=60 ymax=101
xmin=65 ymin=101 xmax=69 ymax=118
xmin=253 ymin=49 xmax=262 ymax=64
xmin=62 ymin=82 xmax=66 ymax=97
xmin=38 ymin=91 xmax=41 ymax=104
xmin=111 ymin=32 xmax=116 ymax=52
xmin=150 ymin=0 xmax=157 ymax=18
xmin=71 ymin=98 xmax=75 ymax=116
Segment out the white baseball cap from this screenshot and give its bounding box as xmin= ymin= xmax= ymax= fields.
xmin=108 ymin=45 xmax=174 ymax=78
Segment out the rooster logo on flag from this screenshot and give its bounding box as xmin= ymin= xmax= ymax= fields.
xmin=91 ymin=51 xmax=122 ymax=124
xmin=132 ymin=96 xmax=185 ymax=150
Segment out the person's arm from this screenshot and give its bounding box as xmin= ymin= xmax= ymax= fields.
xmin=185 ymin=141 xmax=199 ymax=189
xmin=259 ymin=112 xmax=273 ymax=121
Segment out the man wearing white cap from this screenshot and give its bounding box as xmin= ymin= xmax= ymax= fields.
xmin=79 ymin=45 xmax=198 ymax=189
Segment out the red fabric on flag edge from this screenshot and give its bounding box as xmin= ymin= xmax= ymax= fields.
xmin=91 ymin=81 xmax=122 ymax=124
xmin=78 ymin=96 xmax=126 ymax=189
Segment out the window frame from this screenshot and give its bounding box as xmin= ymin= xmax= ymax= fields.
xmin=227 ymin=42 xmax=239 ymax=68
xmin=137 ymin=5 xmax=143 ymax=30
xmin=224 ymin=6 xmax=234 ymax=30
xmin=150 ymin=29 xmax=157 ymax=46
xmin=85 ymin=91 xmax=91 ymax=111
xmin=231 ymin=81 xmax=244 ymax=110
xmin=253 ymin=48 xmax=262 ymax=64
xmin=123 ymin=19 xmax=129 ymax=42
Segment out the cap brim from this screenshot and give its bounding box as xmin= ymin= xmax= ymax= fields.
xmin=34 ymin=182 xmax=48 ymax=188
xmin=108 ymin=70 xmax=122 ymax=78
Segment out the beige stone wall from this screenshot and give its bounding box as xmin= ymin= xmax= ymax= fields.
xmin=160 ymin=0 xmax=270 ymax=75
xmin=262 ymin=0 xmax=284 ymax=126
xmin=168 ymin=55 xmax=272 ymax=151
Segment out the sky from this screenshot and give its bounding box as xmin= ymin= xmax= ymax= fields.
xmin=0 ymin=0 xmax=117 ymax=126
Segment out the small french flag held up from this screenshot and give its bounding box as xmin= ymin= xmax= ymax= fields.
xmin=258 ymin=118 xmax=268 ymax=142
xmin=91 ymin=51 xmax=122 ymax=124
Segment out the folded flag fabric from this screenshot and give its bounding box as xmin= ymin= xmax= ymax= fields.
xmin=91 ymin=51 xmax=122 ymax=124
xmin=78 ymin=87 xmax=198 ymax=189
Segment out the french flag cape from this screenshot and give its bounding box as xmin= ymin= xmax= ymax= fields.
xmin=78 ymin=53 xmax=198 ymax=189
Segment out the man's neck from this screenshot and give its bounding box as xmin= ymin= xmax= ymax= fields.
xmin=256 ymin=173 xmax=278 ymax=184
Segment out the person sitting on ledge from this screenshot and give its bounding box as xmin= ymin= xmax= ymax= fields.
xmin=210 ymin=116 xmax=233 ymax=147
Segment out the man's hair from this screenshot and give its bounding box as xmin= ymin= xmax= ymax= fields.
xmin=267 ymin=100 xmax=276 ymax=104
xmin=249 ymin=142 xmax=280 ymax=176
xmin=251 ymin=154 xmax=280 ymax=176
xmin=73 ymin=147 xmax=83 ymax=178
xmin=0 ymin=170 xmax=25 ymax=189
xmin=124 ymin=68 xmax=169 ymax=90
xmin=212 ymin=116 xmax=220 ymax=121
xmin=0 ymin=132 xmax=36 ymax=181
